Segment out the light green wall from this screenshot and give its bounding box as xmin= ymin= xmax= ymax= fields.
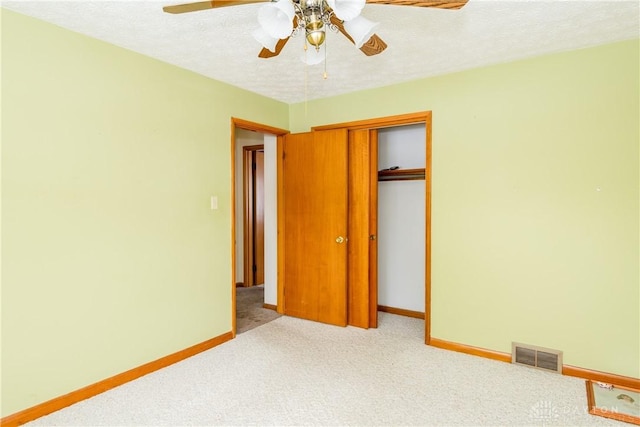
xmin=1 ymin=9 xmax=288 ymax=416
xmin=291 ymin=39 xmax=640 ymax=378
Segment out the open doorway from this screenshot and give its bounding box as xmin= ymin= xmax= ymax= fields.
xmin=231 ymin=119 xmax=288 ymax=336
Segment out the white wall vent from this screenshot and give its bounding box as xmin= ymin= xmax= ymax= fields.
xmin=512 ymin=342 xmax=563 ymax=373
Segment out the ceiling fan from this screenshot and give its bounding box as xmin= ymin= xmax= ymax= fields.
xmin=163 ymin=0 xmax=468 ymax=63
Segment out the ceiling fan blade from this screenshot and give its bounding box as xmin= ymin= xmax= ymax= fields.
xmin=163 ymin=0 xmax=267 ymax=14
xmin=359 ymin=34 xmax=388 ymax=56
xmin=365 ymin=0 xmax=468 ymax=9
xmin=330 ymin=15 xmax=388 ymax=56
xmin=258 ymin=37 xmax=291 ymax=58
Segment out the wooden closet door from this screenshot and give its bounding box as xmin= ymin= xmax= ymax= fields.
xmin=282 ymin=129 xmax=349 ymax=326
xmin=347 ymin=129 xmax=378 ymax=328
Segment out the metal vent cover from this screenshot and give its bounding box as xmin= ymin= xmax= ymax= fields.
xmin=512 ymin=342 xmax=563 ymax=373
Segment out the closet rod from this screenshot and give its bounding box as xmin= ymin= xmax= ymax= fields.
xmin=378 ymin=168 xmax=425 ymax=182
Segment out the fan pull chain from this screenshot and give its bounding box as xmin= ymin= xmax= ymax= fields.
xmin=323 ymin=37 xmax=328 ymax=79
xmin=304 ymin=42 xmax=309 ymax=115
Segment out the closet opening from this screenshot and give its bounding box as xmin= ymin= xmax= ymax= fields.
xmin=312 ymin=111 xmax=432 ymax=341
xmin=376 ymin=123 xmax=427 ymax=321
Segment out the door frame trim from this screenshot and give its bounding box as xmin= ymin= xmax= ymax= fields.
xmin=231 ymin=118 xmax=288 ymax=337
xmin=312 ymin=111 xmax=433 ymax=342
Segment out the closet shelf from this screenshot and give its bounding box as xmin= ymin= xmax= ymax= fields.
xmin=378 ymin=168 xmax=425 ymax=181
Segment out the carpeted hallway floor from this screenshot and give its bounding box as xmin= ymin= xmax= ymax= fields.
xmin=236 ymin=285 xmax=281 ymax=334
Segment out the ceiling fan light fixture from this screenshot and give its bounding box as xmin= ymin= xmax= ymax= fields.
xmin=252 ymin=27 xmax=280 ymax=52
xmin=258 ymin=0 xmax=295 ymax=39
xmin=343 ymin=15 xmax=378 ymax=48
xmin=326 ymin=0 xmax=365 ymax=22
xmin=305 ymin=20 xmax=325 ymax=49
xmin=164 ymin=0 xmax=472 ymax=62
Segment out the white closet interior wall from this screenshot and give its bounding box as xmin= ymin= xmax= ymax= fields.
xmin=377 ymin=124 xmax=426 ymax=313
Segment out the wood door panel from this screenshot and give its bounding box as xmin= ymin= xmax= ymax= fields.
xmin=347 ymin=129 xmax=371 ymax=328
xmin=368 ymin=129 xmax=379 ymax=328
xmin=283 ymin=129 xmax=348 ymax=326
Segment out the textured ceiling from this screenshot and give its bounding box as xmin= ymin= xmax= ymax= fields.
xmin=2 ymin=0 xmax=639 ymax=104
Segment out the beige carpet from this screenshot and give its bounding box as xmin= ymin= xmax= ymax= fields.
xmin=236 ymin=285 xmax=281 ymax=334
xmin=27 ymin=313 xmax=624 ymax=426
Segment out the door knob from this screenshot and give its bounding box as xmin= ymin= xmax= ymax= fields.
xmin=336 ymin=236 xmax=345 ymax=244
